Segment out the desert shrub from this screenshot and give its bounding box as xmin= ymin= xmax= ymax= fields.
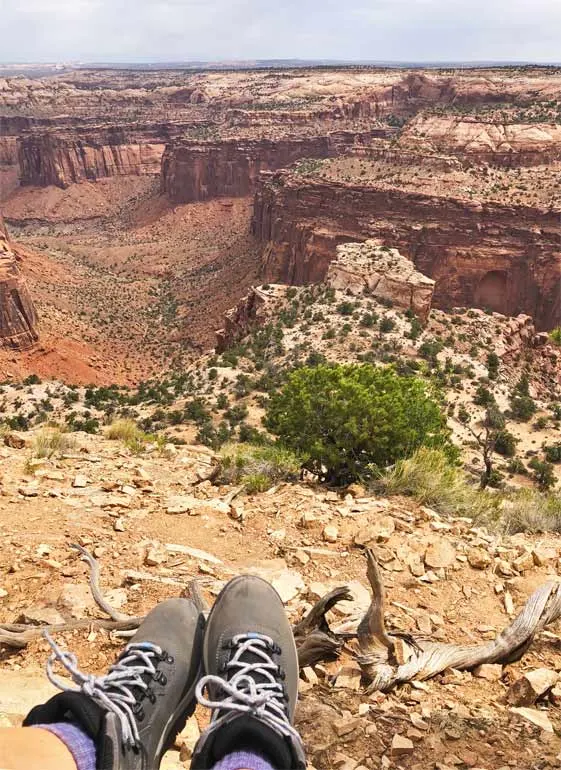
xmin=486 ymin=352 xmax=500 ymax=380
xmin=473 ymin=385 xmax=495 ymax=407
xmin=528 ymin=457 xmax=557 ymax=491
xmin=105 ymin=419 xmax=142 ymax=442
xmin=534 ymin=416 xmax=548 ymax=430
xmin=379 ymin=317 xmax=395 ymax=334
xmin=337 ymin=301 xmax=355 ymax=316
xmin=33 ymin=428 xmax=76 ymax=459
xmin=501 ymin=489 xmax=561 ymax=533
xmin=544 ymin=443 xmax=561 ymax=463
xmin=549 ymin=327 xmax=561 ymax=346
xmin=377 ymin=447 xmax=500 ymax=521
xmin=264 ymin=363 xmax=454 ymax=484
xmin=507 ymin=458 xmax=528 ymax=475
xmin=218 ymin=443 xmax=301 ymax=492
xmin=494 ymin=429 xmax=518 ymax=457
xmin=510 ymin=395 xmax=537 ymax=421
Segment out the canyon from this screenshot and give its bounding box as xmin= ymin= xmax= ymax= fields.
xmin=0 ymin=65 xmax=560 ymax=382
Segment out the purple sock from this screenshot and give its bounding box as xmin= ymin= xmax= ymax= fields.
xmin=33 ymin=723 xmax=96 ymax=770
xmin=212 ymin=750 xmax=276 ymax=770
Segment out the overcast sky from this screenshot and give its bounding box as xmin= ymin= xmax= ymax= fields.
xmin=2 ymin=0 xmax=561 ymax=64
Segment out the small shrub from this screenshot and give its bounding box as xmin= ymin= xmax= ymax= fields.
xmin=494 ymin=430 xmax=518 ymax=457
xmin=33 ymin=428 xmax=76 ymax=459
xmin=528 ymin=457 xmax=557 ymax=491
xmin=544 ymin=442 xmax=561 ymax=463
xmin=265 ymin=363 xmax=455 ymax=484
xmin=218 ymin=443 xmax=301 ymax=492
xmin=379 ymin=317 xmax=396 ymax=334
xmin=502 ymin=490 xmax=561 ymax=533
xmin=510 ymin=395 xmax=537 ymax=421
xmin=377 ymin=447 xmax=500 ymax=522
xmin=105 ymin=419 xmax=142 ymax=442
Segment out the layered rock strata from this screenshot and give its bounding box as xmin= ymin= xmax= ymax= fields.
xmin=327 ymin=241 xmax=435 ymax=322
xmin=0 ymin=218 xmax=39 ymax=350
xmin=17 ymin=123 xmax=202 ymax=188
xmin=161 ymin=131 xmax=376 ymax=203
xmin=253 ymin=171 xmax=561 ymax=330
xmin=400 ymin=115 xmax=561 ymax=167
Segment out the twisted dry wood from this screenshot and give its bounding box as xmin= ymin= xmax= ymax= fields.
xmin=0 ymin=545 xmax=144 ymax=649
xmin=355 ymin=548 xmax=561 ymax=691
xmin=3 ymin=545 xmax=561 ymax=700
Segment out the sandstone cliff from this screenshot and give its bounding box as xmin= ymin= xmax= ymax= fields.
xmin=253 ymin=171 xmax=561 ymax=330
xmin=327 ymin=241 xmax=435 ymax=322
xmin=17 ymin=123 xmax=194 ymax=188
xmin=0 ymin=218 xmax=39 ymax=350
xmin=216 ymin=285 xmax=277 ymax=352
xmin=161 ymin=132 xmax=376 ymax=203
xmin=400 ymin=115 xmax=561 ymax=166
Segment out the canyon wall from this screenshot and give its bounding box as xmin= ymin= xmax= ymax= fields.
xmin=400 ymin=115 xmax=561 ymax=167
xmin=0 ymin=217 xmax=39 ymax=350
xmin=16 ymin=123 xmax=199 ymax=188
xmin=253 ymin=171 xmax=561 ymax=330
xmin=161 ymin=131 xmax=376 ymax=203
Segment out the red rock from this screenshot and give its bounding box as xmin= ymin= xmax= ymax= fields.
xmin=0 ymin=217 xmax=38 ymax=351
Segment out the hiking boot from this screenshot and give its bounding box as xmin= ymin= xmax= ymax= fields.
xmin=24 ymin=598 xmax=205 ymax=770
xmin=191 ymin=576 xmax=306 ymax=770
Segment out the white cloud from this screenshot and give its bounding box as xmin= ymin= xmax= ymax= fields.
xmin=2 ymin=0 xmax=561 ymax=63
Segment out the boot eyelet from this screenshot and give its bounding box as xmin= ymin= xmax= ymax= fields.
xmin=159 ymin=673 xmax=167 ymax=686
xmin=166 ymin=655 xmax=174 ymax=664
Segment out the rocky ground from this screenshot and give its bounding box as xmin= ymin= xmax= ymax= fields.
xmin=0 ymin=428 xmax=560 ymax=769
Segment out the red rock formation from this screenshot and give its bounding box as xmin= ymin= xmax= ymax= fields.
xmin=0 ymin=217 xmax=39 ymax=350
xmin=253 ymin=171 xmax=561 ymax=331
xmin=161 ymin=131 xmax=378 ymax=203
xmin=17 ymin=123 xmax=197 ymax=188
xmin=216 ymin=285 xmax=275 ymax=352
xmin=400 ymin=115 xmax=561 ymax=167
xmin=327 ymin=241 xmax=435 ymax=322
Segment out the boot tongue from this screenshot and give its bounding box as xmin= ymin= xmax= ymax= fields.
xmin=24 ymin=691 xmax=104 ymax=738
xmin=212 ymin=714 xmax=294 ymax=769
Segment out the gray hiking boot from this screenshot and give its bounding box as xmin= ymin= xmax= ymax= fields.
xmin=24 ymin=598 xmax=205 ymax=770
xmin=191 ymin=576 xmax=306 ymax=770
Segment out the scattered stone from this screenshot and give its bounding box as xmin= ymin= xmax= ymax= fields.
xmin=271 ymin=570 xmax=304 ymax=603
xmin=333 ymin=716 xmax=362 ymax=737
xmin=4 ymin=431 xmax=30 ymax=449
xmin=408 ymin=553 xmax=425 ymax=577
xmin=21 ymin=606 xmax=66 ymax=626
xmin=507 ymin=668 xmax=559 ymax=706
xmin=58 ymin=583 xmax=97 ymax=617
xmin=473 ymin=664 xmax=503 ymax=682
xmin=165 ymin=544 xmax=222 ymax=564
xmin=72 ymin=475 xmax=88 ymax=488
xmin=513 ymin=551 xmax=534 ymax=573
xmin=301 ymin=667 xmax=318 ymax=685
xmin=19 ymin=485 xmax=39 ymax=497
xmin=532 ymin=545 xmax=558 ymax=566
xmin=510 ymin=707 xmax=554 ymax=733
xmin=113 ymin=517 xmax=126 ymax=532
xmin=293 ymin=549 xmax=310 ymax=566
xmin=391 ymin=734 xmax=414 ymax=757
xmin=322 ymin=524 xmax=339 ymax=543
xmin=334 ymin=665 xmax=362 ymax=690
xmin=410 ymin=714 xmax=429 ymax=731
xmin=424 ymin=540 xmax=456 ymax=570
xmin=145 ymin=543 xmax=168 ymax=566
xmin=504 ymin=592 xmax=515 ymax=616
xmin=467 ymin=547 xmax=492 ymax=569
xmin=354 ymin=516 xmax=395 ymax=545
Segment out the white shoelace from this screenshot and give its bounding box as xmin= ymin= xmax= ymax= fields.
xmin=195 ymin=632 xmax=301 ymax=741
xmin=45 ymin=633 xmax=163 ymax=748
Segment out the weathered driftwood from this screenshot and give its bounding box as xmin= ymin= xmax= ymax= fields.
xmin=355 ymin=548 xmax=561 ymax=691
xmin=2 ymin=546 xmax=561 ymax=699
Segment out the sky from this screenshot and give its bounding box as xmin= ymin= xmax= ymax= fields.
xmin=2 ymin=0 xmax=561 ymax=64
